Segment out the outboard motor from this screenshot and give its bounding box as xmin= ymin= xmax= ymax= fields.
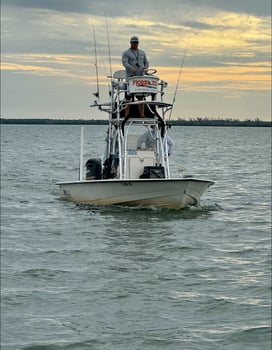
xmin=86 ymin=158 xmax=102 ymax=180
xmin=103 ymin=155 xmax=119 ymax=179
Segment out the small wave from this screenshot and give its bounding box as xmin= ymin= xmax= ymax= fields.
xmin=18 ymin=268 xmax=69 ymax=279
xmin=23 ymin=338 xmax=103 ymax=350
xmin=225 ymin=325 xmax=271 ymax=344
xmin=41 ymin=248 xmax=87 ymax=256
xmin=197 ymin=200 xmax=223 ymax=211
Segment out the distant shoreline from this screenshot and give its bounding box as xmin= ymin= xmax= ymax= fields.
xmin=0 ymin=118 xmax=271 ymax=127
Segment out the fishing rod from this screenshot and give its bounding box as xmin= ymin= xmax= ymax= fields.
xmin=92 ymin=21 xmax=100 ymax=98
xmin=90 ymin=19 xmax=113 ymax=114
xmin=104 ymin=13 xmax=113 ymax=79
xmin=168 ymin=48 xmax=187 ymax=121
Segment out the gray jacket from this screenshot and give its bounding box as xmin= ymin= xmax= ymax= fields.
xmin=122 ymin=48 xmax=149 ymax=77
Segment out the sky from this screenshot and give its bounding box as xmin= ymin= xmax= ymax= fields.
xmin=1 ymin=0 xmax=271 ymax=121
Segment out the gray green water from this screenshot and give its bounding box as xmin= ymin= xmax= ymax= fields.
xmin=1 ymin=125 xmax=271 ymax=349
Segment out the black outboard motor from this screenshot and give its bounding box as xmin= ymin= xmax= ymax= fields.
xmin=86 ymin=158 xmax=102 ymax=180
xmin=103 ymin=155 xmax=119 ymax=179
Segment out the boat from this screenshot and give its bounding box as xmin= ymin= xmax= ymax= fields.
xmin=58 ymin=68 xmax=214 ymax=209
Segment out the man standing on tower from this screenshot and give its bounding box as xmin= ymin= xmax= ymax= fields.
xmin=122 ymin=36 xmax=149 ymax=118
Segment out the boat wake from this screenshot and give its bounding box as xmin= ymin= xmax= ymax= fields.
xmin=72 ymin=199 xmax=222 ymax=220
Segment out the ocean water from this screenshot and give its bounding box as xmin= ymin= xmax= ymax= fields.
xmin=1 ymin=124 xmax=271 ymax=350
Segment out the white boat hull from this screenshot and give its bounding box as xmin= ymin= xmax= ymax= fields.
xmin=58 ymin=178 xmax=214 ymax=209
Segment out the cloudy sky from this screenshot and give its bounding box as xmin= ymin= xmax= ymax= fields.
xmin=1 ymin=0 xmax=271 ymax=120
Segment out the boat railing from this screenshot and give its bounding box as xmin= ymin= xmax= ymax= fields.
xmin=111 ymin=70 xmax=172 ymax=121
xmin=120 ymin=117 xmax=159 ymax=125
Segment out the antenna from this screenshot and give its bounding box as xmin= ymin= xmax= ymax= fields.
xmin=168 ymin=48 xmax=187 ymax=121
xmin=92 ymin=21 xmax=100 ymax=98
xmin=104 ymin=14 xmax=113 ymax=78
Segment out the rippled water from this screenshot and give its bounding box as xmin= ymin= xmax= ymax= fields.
xmin=1 ymin=125 xmax=271 ymax=349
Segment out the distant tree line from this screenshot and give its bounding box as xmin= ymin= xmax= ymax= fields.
xmin=0 ymin=117 xmax=271 ymax=127
xmin=171 ymin=117 xmax=271 ymax=127
xmin=0 ymin=118 xmax=108 ymax=125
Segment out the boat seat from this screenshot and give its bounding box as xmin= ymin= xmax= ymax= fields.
xmin=113 ymin=70 xmax=126 ymax=80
